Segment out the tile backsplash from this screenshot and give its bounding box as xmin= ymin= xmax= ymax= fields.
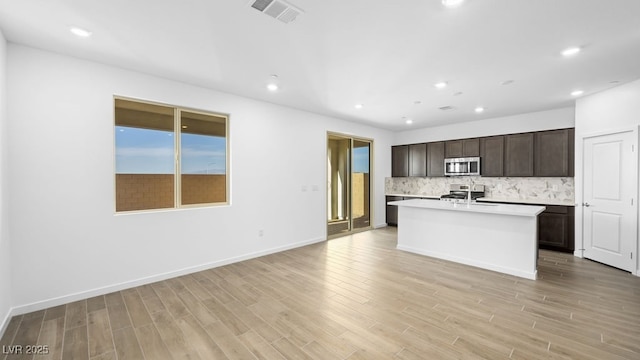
xmin=386 ymin=176 xmax=574 ymax=204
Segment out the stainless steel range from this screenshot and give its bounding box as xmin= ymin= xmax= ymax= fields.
xmin=440 ymin=184 xmax=485 ymax=203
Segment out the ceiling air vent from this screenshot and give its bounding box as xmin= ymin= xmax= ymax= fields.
xmin=249 ymin=0 xmax=303 ymax=24
xmin=439 ymin=106 xmax=455 ymax=111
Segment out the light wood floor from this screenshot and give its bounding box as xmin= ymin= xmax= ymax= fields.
xmin=2 ymin=227 xmax=639 ymax=359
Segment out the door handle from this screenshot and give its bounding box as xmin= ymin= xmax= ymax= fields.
xmin=583 ymin=202 xmax=591 ymax=207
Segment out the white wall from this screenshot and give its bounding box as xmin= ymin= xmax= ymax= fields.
xmin=575 ymin=79 xmax=640 ymax=134
xmin=0 ymin=29 xmax=12 ymax=335
xmin=575 ymin=79 xmax=640 ymax=274
xmin=7 ymin=44 xmax=393 ymax=312
xmin=394 ymin=107 xmax=575 ymax=145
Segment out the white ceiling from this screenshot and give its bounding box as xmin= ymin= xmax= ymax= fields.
xmin=1 ymin=0 xmax=639 ymax=130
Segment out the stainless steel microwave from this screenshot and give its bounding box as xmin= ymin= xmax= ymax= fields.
xmin=444 ymin=157 xmax=481 ymax=176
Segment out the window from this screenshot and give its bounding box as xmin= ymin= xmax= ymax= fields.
xmin=114 ymin=98 xmax=228 ymax=212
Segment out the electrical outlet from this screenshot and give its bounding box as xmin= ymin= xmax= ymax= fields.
xmin=258 ymin=230 xmax=264 ymax=237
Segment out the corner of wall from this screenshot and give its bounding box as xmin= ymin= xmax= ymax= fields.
xmin=0 ymin=29 xmax=13 ymax=338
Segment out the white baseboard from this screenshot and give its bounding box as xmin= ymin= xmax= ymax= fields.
xmin=10 ymin=236 xmax=327 ymax=317
xmin=374 ymin=223 xmax=388 ymax=229
xmin=0 ymin=306 xmax=12 ymax=341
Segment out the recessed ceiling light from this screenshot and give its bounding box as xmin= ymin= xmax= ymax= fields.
xmin=355 ymin=103 xmax=363 ymax=109
xmin=70 ymin=27 xmax=92 ymax=38
xmin=571 ymin=90 xmax=584 ymax=96
xmin=562 ymin=47 xmax=581 ymax=57
xmin=267 ymin=83 xmax=278 ymax=91
xmin=442 ymin=0 xmax=465 ymax=8
xmin=434 ymin=82 xmax=448 ymax=89
xmin=405 ymin=118 xmax=413 ymax=125
xmin=474 ymin=107 xmax=485 ymax=113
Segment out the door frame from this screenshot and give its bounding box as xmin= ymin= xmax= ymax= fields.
xmin=578 ymin=126 xmax=639 ymax=276
xmin=326 ymin=131 xmax=375 ymax=239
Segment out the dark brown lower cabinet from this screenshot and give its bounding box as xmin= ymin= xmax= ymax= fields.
xmin=538 ymin=206 xmax=575 ymax=253
xmin=474 ymin=201 xmax=575 ymax=253
xmin=386 ymin=196 xmax=440 ymax=226
xmin=386 ymin=196 xmax=403 ymax=226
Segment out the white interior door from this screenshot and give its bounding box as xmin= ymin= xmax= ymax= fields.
xmin=583 ymin=130 xmax=637 ymax=272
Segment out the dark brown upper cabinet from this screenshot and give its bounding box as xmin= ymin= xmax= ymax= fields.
xmin=480 ymin=136 xmax=504 ymax=177
xmin=391 ymin=145 xmax=409 ymax=177
xmin=427 ymin=141 xmax=445 ymax=177
xmin=462 ymin=138 xmax=480 ymax=157
xmin=392 ymin=128 xmax=574 ymax=178
xmin=445 ymin=140 xmax=463 ymax=158
xmin=446 ymin=138 xmax=480 ymax=158
xmin=408 ymin=143 xmax=427 ymax=177
xmin=535 ymin=128 xmax=574 ymax=177
xmin=504 ymin=133 xmax=534 ymax=177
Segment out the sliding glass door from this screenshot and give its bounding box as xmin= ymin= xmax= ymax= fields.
xmin=352 ymin=139 xmax=371 ymax=232
xmin=327 ymin=133 xmax=372 ymax=237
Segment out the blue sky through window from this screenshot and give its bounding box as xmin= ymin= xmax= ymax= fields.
xmin=181 ymin=133 xmax=226 ymax=174
xmin=115 ymin=126 xmax=226 ymax=174
xmin=353 ymin=146 xmax=370 ymax=173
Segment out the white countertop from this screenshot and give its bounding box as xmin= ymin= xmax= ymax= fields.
xmin=476 ymin=197 xmax=576 ymax=206
xmin=388 ymin=198 xmax=546 ymax=217
xmin=386 ymin=194 xmax=575 ymax=206
xmin=386 ymin=194 xmax=441 ymax=200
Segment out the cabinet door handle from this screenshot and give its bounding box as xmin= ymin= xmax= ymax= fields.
xmin=583 ymin=202 xmax=591 ymax=207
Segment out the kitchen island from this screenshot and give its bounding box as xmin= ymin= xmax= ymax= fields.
xmin=388 ymin=199 xmax=546 ymax=280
